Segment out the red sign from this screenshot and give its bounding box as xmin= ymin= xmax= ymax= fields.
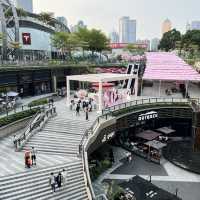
xmin=110 ymin=43 xmax=148 ymax=49
xmin=22 ymin=33 xmax=31 ymax=45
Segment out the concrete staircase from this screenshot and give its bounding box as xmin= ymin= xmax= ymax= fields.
xmin=0 ymin=100 xmax=97 ymax=200
xmin=23 ymin=117 xmax=93 ymax=156
xmin=0 ymin=160 xmax=88 ymax=200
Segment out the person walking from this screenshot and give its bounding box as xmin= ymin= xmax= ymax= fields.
xmin=62 ymin=169 xmax=67 ymax=185
xmin=76 ymin=103 xmax=80 ymax=116
xmin=56 ymin=172 xmax=63 ymax=189
xmin=31 ymin=147 xmax=36 ymax=166
xmin=49 ymin=173 xmax=56 ymax=193
xmin=24 ymin=149 xmax=31 ymax=168
xmin=86 ymin=108 xmax=89 ymax=121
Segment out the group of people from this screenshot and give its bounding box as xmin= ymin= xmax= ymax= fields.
xmin=24 ymin=147 xmax=37 ymax=168
xmin=70 ymin=98 xmax=96 ymax=120
xmin=49 ymin=169 xmax=67 ymax=193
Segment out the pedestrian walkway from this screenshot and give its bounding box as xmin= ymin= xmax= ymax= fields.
xmin=0 ymin=98 xmax=98 ymax=200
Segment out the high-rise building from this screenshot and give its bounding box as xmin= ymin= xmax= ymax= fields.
xmin=151 ymin=38 xmax=160 ymax=52
xmin=109 ymin=31 xmax=119 ymax=43
xmin=71 ymin=20 xmax=87 ymax=32
xmin=56 ymin=17 xmax=68 ymax=27
xmin=191 ymin=21 xmax=200 ymax=30
xmin=14 ymin=0 xmax=33 ymax=13
xmin=186 ymin=22 xmax=191 ymax=32
xmin=119 ymin=16 xmax=136 ymax=43
xmin=162 ymin=19 xmax=172 ymax=35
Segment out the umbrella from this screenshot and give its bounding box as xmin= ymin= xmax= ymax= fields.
xmin=7 ymin=91 xmax=19 ymax=97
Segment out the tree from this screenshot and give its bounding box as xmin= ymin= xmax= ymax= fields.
xmin=125 ymin=44 xmax=145 ymax=55
xmin=159 ymin=29 xmax=181 ymax=51
xmin=38 ymin=12 xmax=55 ymax=26
xmin=51 ymin=32 xmax=85 ymax=60
xmin=75 ymin=28 xmax=109 ymax=56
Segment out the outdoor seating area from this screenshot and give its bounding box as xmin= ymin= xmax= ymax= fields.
xmin=142 ymin=52 xmax=200 ymax=98
xmin=0 ymin=91 xmax=21 ymax=113
xmin=120 ymin=127 xmax=175 ymax=164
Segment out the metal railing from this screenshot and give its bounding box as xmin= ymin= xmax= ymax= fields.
xmin=79 ymin=97 xmax=200 ymax=200
xmin=102 ymin=97 xmax=200 ymax=115
xmin=14 ymin=105 xmax=56 ymax=151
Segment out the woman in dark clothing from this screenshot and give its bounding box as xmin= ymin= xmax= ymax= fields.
xmin=56 ymin=172 xmax=63 ymax=189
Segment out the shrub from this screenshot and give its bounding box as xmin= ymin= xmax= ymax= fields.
xmin=28 ymin=98 xmax=48 ymax=107
xmin=0 ymin=108 xmax=39 ymax=128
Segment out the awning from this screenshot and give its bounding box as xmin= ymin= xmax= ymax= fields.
xmin=156 ymin=127 xmax=176 ymax=135
xmin=136 ymin=130 xmax=161 ymax=141
xmin=143 ymin=52 xmax=200 ymax=82
xmin=7 ymin=91 xmax=19 ymax=97
xmin=145 ymin=140 xmax=167 ymax=150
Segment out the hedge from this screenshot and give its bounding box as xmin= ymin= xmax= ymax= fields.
xmin=0 ymin=108 xmax=39 ymax=128
xmin=90 ymin=159 xmax=112 ymax=181
xmin=28 ymin=98 xmax=48 ymax=107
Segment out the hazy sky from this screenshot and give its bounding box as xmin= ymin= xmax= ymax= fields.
xmin=34 ymin=0 xmax=200 ymax=40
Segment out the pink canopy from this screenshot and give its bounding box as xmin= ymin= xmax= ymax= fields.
xmin=143 ymin=52 xmax=200 ymax=81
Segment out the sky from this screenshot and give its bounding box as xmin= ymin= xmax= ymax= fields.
xmin=34 ymin=0 xmax=200 ymax=40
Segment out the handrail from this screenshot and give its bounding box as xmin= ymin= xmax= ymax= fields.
xmin=102 ymin=97 xmax=200 ymax=115
xmin=14 ymin=105 xmax=57 ymax=151
xmin=79 ymin=97 xmax=200 ymax=199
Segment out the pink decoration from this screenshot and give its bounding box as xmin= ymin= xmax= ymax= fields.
xmin=143 ymin=52 xmax=200 ymax=81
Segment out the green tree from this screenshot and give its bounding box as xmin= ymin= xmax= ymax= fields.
xmin=38 ymin=12 xmax=55 ymax=26
xmin=159 ymin=29 xmax=181 ymax=51
xmin=125 ymin=44 xmax=145 ymax=55
xmin=51 ymin=32 xmax=85 ymax=60
xmin=75 ymin=28 xmax=109 ymax=58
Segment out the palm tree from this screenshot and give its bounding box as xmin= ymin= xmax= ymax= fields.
xmin=38 ymin=12 xmax=55 ymax=26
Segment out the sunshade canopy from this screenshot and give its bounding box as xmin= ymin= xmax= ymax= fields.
xmin=143 ymin=52 xmax=200 ymax=82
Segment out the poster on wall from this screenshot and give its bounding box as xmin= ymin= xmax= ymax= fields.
xmin=22 ymin=33 xmax=31 ymax=45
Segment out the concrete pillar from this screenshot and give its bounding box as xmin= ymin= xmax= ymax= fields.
xmin=135 ymin=78 xmax=138 ymax=98
xmin=185 ymin=81 xmax=189 ymax=98
xmin=99 ymin=81 xmax=103 ymax=112
xmin=158 ymin=80 xmax=162 ymax=97
xmin=66 ymin=77 xmax=70 ymax=106
xmin=141 ymin=79 xmax=143 ymax=96
xmin=52 ymin=76 xmax=57 ymax=93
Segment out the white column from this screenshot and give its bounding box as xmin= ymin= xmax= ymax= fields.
xmin=66 ymin=77 xmax=70 ymax=106
xmin=98 ymin=81 xmax=103 ymax=112
xmin=134 ymin=78 xmax=138 ymax=98
xmin=185 ymin=81 xmax=189 ymax=98
xmin=141 ymin=79 xmax=143 ymax=96
xmin=158 ymin=80 xmax=162 ymax=97
xmin=52 ymin=76 xmax=57 ymax=93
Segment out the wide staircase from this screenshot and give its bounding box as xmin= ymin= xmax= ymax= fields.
xmin=0 ymin=101 xmax=95 ymax=200
xmin=23 ymin=117 xmax=91 ymax=156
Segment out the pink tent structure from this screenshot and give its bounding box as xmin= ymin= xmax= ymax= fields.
xmin=142 ymin=52 xmax=200 ymax=96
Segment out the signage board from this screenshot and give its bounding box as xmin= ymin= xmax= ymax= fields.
xmin=22 ymin=33 xmax=31 ymax=45
xmin=138 ymin=111 xmax=158 ymax=121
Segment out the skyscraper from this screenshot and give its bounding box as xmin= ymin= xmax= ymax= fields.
xmin=119 ymin=16 xmax=136 ymax=43
xmin=109 ymin=31 xmax=119 ymax=43
xmin=71 ymin=20 xmax=87 ymax=32
xmin=14 ymin=0 xmax=33 ymax=13
xmin=56 ymin=17 xmax=68 ymax=27
xmin=162 ymin=19 xmax=172 ymax=35
xmin=151 ymin=38 xmax=160 ymax=52
xmin=191 ymin=21 xmax=200 ymax=30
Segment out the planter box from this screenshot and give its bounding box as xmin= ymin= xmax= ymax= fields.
xmin=0 ymin=116 xmax=32 ymax=139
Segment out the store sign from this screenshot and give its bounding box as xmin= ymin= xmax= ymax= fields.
xmin=102 ymin=132 xmax=115 ymax=143
xmin=138 ymin=111 xmax=158 ymax=121
xmin=22 ymin=33 xmax=31 ymax=45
